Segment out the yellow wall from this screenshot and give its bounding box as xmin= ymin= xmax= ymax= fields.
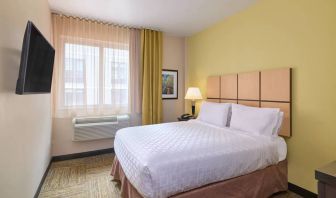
xmin=187 ymin=0 xmax=336 ymax=193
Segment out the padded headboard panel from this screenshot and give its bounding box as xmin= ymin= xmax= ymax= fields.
xmin=207 ymin=68 xmax=292 ymax=137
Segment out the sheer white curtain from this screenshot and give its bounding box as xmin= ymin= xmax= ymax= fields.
xmin=129 ymin=28 xmax=142 ymax=124
xmin=52 ymin=14 xmax=141 ymax=120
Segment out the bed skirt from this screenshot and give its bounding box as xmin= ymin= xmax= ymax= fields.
xmin=111 ymin=156 xmax=288 ymax=198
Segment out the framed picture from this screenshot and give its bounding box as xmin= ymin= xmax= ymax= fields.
xmin=162 ymin=69 xmax=178 ymax=99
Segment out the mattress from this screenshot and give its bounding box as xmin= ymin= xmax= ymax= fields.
xmin=114 ymin=120 xmax=287 ymax=198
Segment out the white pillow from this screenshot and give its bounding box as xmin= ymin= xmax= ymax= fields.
xmin=197 ymin=101 xmax=231 ymax=127
xmin=230 ymin=104 xmax=280 ymax=136
xmin=273 ymin=111 xmax=284 ymax=135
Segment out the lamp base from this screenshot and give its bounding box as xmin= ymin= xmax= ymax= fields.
xmin=191 ymin=105 xmax=195 ymax=116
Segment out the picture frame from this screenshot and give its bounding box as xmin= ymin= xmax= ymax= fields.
xmin=162 ymin=69 xmax=178 ymax=99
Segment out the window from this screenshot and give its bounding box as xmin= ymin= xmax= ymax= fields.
xmin=63 ymin=42 xmax=129 ymax=111
xmin=52 ymin=15 xmax=141 ymax=119
xmin=103 ymin=48 xmax=129 ymax=106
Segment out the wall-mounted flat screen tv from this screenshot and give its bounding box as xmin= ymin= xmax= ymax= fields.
xmin=16 ymin=21 xmax=55 ymax=94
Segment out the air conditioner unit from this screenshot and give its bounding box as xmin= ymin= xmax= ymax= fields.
xmin=72 ymin=115 xmax=130 ymax=141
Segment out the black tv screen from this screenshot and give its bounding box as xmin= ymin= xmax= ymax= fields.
xmin=16 ymin=21 xmax=55 ymax=94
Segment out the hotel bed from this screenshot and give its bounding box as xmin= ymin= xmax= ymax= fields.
xmin=111 ymin=68 xmax=292 ymax=198
xmin=111 ymin=120 xmax=287 ymax=198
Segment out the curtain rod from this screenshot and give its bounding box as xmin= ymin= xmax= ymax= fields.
xmin=51 ymin=11 xmax=149 ymax=30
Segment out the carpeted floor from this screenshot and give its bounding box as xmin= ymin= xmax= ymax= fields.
xmin=38 ymin=153 xmax=301 ymax=198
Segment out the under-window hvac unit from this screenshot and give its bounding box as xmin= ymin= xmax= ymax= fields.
xmin=72 ymin=115 xmax=130 ymax=141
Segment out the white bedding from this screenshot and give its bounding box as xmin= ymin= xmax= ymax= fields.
xmin=114 ymin=120 xmax=287 ymax=198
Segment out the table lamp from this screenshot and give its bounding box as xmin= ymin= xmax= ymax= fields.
xmin=184 ymin=87 xmax=203 ymax=116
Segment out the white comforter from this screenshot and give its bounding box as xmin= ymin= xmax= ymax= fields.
xmin=114 ymin=120 xmax=286 ymax=198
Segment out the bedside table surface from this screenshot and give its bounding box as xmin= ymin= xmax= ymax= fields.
xmin=317 ymin=161 xmax=336 ymax=176
xmin=316 ymin=161 xmax=336 ymax=186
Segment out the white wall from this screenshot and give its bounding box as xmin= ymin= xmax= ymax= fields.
xmin=162 ymin=34 xmax=186 ymax=122
xmin=0 ymin=0 xmax=52 ymax=197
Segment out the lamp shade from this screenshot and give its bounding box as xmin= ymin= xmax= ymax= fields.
xmin=184 ymin=87 xmax=202 ymax=100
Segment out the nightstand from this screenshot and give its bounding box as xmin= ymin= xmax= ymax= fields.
xmin=315 ymin=161 xmax=336 ymax=198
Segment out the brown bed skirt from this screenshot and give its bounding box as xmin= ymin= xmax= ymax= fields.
xmin=111 ymin=156 xmax=288 ymax=198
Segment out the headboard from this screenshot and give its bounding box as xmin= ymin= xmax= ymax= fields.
xmin=207 ymin=68 xmax=292 ymax=137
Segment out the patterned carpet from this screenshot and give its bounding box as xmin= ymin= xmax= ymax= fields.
xmin=38 ymin=153 xmax=301 ymax=198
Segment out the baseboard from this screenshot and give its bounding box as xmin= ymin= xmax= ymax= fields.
xmin=34 ymin=148 xmax=114 ymax=198
xmin=33 ymin=159 xmax=52 ymax=198
xmin=52 ymin=148 xmax=114 ymax=162
xmin=288 ymin=182 xmax=317 ymax=198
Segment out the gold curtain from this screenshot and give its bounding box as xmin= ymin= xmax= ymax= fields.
xmin=141 ymin=29 xmax=162 ymax=125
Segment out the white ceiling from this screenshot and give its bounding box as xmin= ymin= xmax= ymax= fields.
xmin=48 ymin=0 xmax=256 ymax=36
